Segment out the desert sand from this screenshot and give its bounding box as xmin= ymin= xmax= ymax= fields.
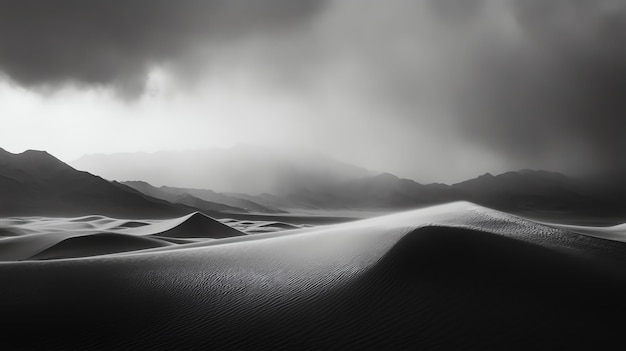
xmin=1 ymin=202 xmax=626 ymax=349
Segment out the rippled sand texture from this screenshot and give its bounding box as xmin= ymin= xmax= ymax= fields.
xmin=1 ymin=202 xmax=626 ymax=350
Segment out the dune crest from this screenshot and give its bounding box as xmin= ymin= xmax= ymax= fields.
xmin=119 ymin=212 xmax=246 ymax=238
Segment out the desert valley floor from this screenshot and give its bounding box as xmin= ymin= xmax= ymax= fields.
xmin=2 ymin=202 xmax=626 ymax=349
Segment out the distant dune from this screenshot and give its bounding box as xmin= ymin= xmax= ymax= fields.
xmin=120 ymin=212 xmax=246 ymax=239
xmin=0 ymin=212 xmax=248 ymax=261
xmin=1 ymin=202 xmax=626 ymax=349
xmin=29 ymin=233 xmax=172 ymax=260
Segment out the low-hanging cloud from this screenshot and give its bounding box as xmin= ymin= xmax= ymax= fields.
xmin=1 ymin=0 xmax=625 ymax=179
xmin=324 ymin=0 xmax=626 ymax=176
xmin=457 ymin=0 xmax=626 ymax=175
xmin=0 ymin=0 xmax=322 ymax=96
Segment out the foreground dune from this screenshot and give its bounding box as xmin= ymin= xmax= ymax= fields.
xmin=1 ymin=202 xmax=626 ymax=349
xmin=549 ymin=222 xmax=626 ymax=243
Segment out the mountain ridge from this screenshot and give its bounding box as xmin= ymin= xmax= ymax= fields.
xmin=0 ymin=148 xmax=190 ymax=218
xmin=4 ymin=147 xmax=626 ymax=220
xmin=71 ymin=145 xmax=373 ymax=194
xmin=122 ymin=181 xmax=286 ymax=214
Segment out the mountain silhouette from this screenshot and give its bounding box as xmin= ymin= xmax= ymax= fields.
xmin=225 ymin=169 xmax=626 ymax=220
xmin=451 ymin=170 xmax=626 ymax=219
xmin=0 ymin=148 xmax=187 ymax=218
xmin=4 ymin=147 xmax=626 ymax=221
xmin=123 ymin=181 xmax=285 ymax=214
xmin=72 ymin=144 xmax=372 ymax=194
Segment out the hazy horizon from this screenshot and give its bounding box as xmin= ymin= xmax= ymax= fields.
xmin=3 ymin=143 xmax=519 ymax=185
xmin=0 ymin=143 xmax=576 ymax=187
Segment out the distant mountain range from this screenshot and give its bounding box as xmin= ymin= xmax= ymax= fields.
xmin=72 ymin=145 xmax=372 ymax=194
xmin=3 ymin=146 xmax=626 ymax=220
xmin=0 ymin=148 xmax=188 ymax=218
xmin=224 ymin=170 xmax=626 ymax=218
xmin=123 ymin=181 xmax=286 ymax=214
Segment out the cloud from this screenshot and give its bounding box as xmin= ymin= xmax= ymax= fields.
xmin=0 ymin=0 xmax=323 ymax=97
xmin=455 ymin=0 xmax=626 ymax=174
xmin=298 ymin=0 xmax=626 ymax=176
xmin=1 ymin=0 xmax=625 ymax=178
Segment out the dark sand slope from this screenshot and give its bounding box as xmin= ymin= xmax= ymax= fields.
xmin=28 ymin=233 xmax=172 ymax=260
xmin=119 ymin=212 xmax=247 ymax=238
xmin=550 ymin=222 xmax=626 ymax=242
xmin=1 ymin=202 xmax=626 ymax=349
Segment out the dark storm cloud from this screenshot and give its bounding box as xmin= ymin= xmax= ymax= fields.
xmin=1 ymin=0 xmax=626 ymax=177
xmin=336 ymin=0 xmax=626 ymax=176
xmin=456 ymin=0 xmax=626 ymax=174
xmin=0 ymin=0 xmax=322 ymax=96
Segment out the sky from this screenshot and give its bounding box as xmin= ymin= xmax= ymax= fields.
xmin=0 ymin=0 xmax=625 ymax=183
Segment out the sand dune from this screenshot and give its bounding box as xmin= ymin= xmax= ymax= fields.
xmin=118 ymin=212 xmax=246 ymax=238
xmin=1 ymin=202 xmax=626 ymax=349
xmin=0 ymin=212 xmax=252 ymax=261
xmin=546 ymin=222 xmax=626 ymax=243
xmin=29 ymin=233 xmax=172 ymax=260
xmin=0 ymin=227 xmax=25 ymax=237
xmin=219 ymin=219 xmax=305 ymax=233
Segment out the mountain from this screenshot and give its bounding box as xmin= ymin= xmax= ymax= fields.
xmin=237 ymin=173 xmax=460 ymax=209
xmin=452 ymin=170 xmax=581 ymax=210
xmin=123 ymin=181 xmax=284 ymax=214
xmin=226 ymin=169 xmax=626 ymax=219
xmin=7 ymin=146 xmax=626 ymax=220
xmin=328 ymin=173 xmax=459 ymax=208
xmin=451 ymin=170 xmax=626 ymax=218
xmin=123 ymin=182 xmax=286 ymax=214
xmin=0 ymin=148 xmax=188 ymax=218
xmin=72 ymin=144 xmax=373 ymax=194
xmin=162 ymin=193 xmax=247 ymax=214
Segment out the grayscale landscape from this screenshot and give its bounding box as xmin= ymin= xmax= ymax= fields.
xmin=1 ymin=1 xmax=626 ymax=350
